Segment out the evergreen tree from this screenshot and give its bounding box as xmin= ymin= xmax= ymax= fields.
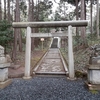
xmin=0 ymin=20 xmax=13 ymax=53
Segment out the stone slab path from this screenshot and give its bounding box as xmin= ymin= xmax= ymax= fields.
xmin=35 ymin=48 xmax=66 ymax=75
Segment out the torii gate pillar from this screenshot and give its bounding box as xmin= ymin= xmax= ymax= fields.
xmin=23 ymin=27 xmax=32 ymax=79
xmin=68 ymin=25 xmax=75 ymax=79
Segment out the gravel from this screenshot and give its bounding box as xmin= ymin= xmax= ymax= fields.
xmin=0 ymin=76 xmax=100 ymax=100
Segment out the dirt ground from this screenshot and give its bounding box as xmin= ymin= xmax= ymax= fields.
xmin=60 ymin=46 xmax=91 ymax=74
xmin=15 ymin=49 xmax=47 ymax=68
xmin=8 ymin=46 xmax=92 ymax=78
xmin=74 ymin=48 xmax=90 ymax=71
xmin=8 ymin=49 xmax=47 ymax=78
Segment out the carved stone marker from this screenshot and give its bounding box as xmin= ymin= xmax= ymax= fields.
xmin=0 ymin=45 xmax=12 ymax=89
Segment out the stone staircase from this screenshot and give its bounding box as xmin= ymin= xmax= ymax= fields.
xmin=51 ymin=38 xmax=58 ymax=48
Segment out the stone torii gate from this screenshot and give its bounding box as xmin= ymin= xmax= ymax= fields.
xmin=12 ymin=20 xmax=88 ymax=79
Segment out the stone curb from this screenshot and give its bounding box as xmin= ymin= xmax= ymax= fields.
xmin=59 ymin=49 xmax=69 ymax=75
xmin=33 ymin=50 xmax=49 ymax=74
xmin=0 ymin=79 xmax=12 ymax=89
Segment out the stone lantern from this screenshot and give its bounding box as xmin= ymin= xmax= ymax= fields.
xmin=0 ymin=45 xmax=12 ymax=89
xmin=87 ymin=45 xmax=100 ymax=90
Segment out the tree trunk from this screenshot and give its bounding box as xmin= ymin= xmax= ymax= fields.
xmin=75 ymin=0 xmax=79 ymax=20
xmin=35 ymin=0 xmax=39 ymax=33
xmin=28 ymin=0 xmax=35 ymax=51
xmin=31 ymin=0 xmax=35 ymax=50
xmin=97 ymin=0 xmax=99 ymax=38
xmin=81 ymin=0 xmax=86 ymax=44
xmin=11 ymin=0 xmax=14 ymax=21
xmin=7 ymin=0 xmax=11 ymax=22
xmin=28 ymin=0 xmax=31 ymax=21
xmin=4 ymin=0 xmax=6 ymax=20
xmin=15 ymin=0 xmax=22 ymax=52
xmin=75 ymin=0 xmax=79 ymax=36
xmin=12 ymin=0 xmax=22 ymax=61
xmin=12 ymin=27 xmax=18 ymax=61
xmin=90 ymin=0 xmax=93 ymax=34
xmin=0 ymin=0 xmax=2 ymax=20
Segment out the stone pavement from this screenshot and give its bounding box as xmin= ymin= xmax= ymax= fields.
xmin=35 ymin=48 xmax=66 ymax=75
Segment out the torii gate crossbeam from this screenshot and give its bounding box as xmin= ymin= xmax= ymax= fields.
xmin=12 ymin=20 xmax=88 ymax=28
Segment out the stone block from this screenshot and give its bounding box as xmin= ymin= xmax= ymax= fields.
xmin=0 ymin=45 xmax=4 ymax=57
xmin=0 ymin=79 xmax=12 ymax=89
xmin=0 ymin=63 xmax=10 ymax=68
xmin=90 ymin=56 xmax=100 ymax=65
xmin=0 ymin=57 xmax=7 ymax=64
xmin=88 ymin=69 xmax=100 ymax=84
xmin=0 ymin=54 xmax=4 ymax=57
xmin=85 ymin=81 xmax=100 ymax=90
xmin=0 ymin=68 xmax=8 ymax=82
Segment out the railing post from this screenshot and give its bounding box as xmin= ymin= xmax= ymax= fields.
xmin=23 ymin=27 xmax=32 ymax=79
xmin=68 ymin=25 xmax=75 ymax=79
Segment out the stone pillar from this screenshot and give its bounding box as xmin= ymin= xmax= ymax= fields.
xmin=68 ymin=25 xmax=75 ymax=79
xmin=23 ymin=27 xmax=32 ymax=79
